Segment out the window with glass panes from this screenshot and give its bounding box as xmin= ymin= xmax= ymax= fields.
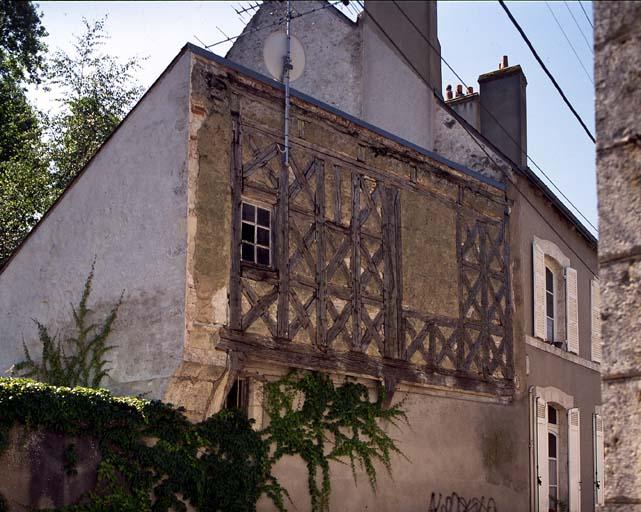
xmin=241 ymin=202 xmax=271 ymax=266
xmin=548 ymin=405 xmax=559 ymax=512
xmin=545 ymin=267 xmax=555 ymax=341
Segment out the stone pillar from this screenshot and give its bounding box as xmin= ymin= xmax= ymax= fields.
xmin=595 ymin=2 xmax=641 ymax=510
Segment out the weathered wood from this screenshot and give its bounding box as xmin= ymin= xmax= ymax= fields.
xmin=333 ymin=164 xmax=342 ymax=225
xmin=382 ymin=186 xmax=401 ymax=359
xmin=231 ymin=119 xmax=514 ymax=389
xmin=240 ymin=281 xmax=278 ymax=336
xmin=239 ymin=120 xmax=507 ymax=209
xmin=315 ymin=159 xmax=327 ymax=350
xmin=229 ymin=115 xmax=243 ymax=330
xmin=351 ymin=172 xmax=362 ymax=350
xmin=218 ymin=329 xmax=515 ymax=398
xmin=277 ymin=141 xmax=290 ymax=339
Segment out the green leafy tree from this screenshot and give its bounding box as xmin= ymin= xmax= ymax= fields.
xmin=0 ymin=0 xmax=47 ymax=82
xmin=0 ymin=1 xmax=51 ymax=266
xmin=47 ymin=17 xmax=144 ymax=191
xmin=13 ymin=261 xmax=123 ymax=388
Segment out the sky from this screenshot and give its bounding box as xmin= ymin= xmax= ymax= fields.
xmin=29 ymin=0 xmax=597 ymax=236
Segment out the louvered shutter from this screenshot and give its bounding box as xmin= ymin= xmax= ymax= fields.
xmin=533 ymin=241 xmax=546 ymax=339
xmin=536 ymin=397 xmax=549 ymax=512
xmin=566 ymin=267 xmax=579 ymax=354
xmin=591 ymin=279 xmax=602 ymax=363
xmin=568 ymin=408 xmax=581 ymax=512
xmin=594 ymin=413 xmax=605 ymax=506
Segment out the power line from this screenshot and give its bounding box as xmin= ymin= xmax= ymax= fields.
xmin=385 ymin=0 xmax=598 ymax=234
xmin=356 ymin=0 xmax=598 ymax=275
xmin=545 ymin=1 xmax=593 ymax=85
xmin=563 ymin=1 xmax=594 ymax=55
xmin=498 ymin=0 xmax=596 ymax=143
xmin=578 ymin=1 xmax=594 ymax=29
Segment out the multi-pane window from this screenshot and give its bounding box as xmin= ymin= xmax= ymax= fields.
xmin=545 ymin=267 xmax=555 ymax=342
xmin=241 ymin=202 xmax=271 ymax=266
xmin=548 ymin=405 xmax=559 ymax=512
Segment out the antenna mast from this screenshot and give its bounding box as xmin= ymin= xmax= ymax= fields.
xmin=283 ymin=0 xmax=292 ymax=168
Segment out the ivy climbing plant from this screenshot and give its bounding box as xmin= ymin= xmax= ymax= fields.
xmin=0 ymin=372 xmax=406 ymax=512
xmin=264 ymin=372 xmax=406 ymax=512
xmin=11 ymin=260 xmax=123 ymax=388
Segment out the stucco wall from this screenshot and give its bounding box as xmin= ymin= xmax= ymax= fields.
xmin=227 ymin=1 xmax=441 ymax=151
xmin=263 ymin=389 xmax=529 ymax=512
xmin=0 ymin=52 xmax=191 ymax=399
xmin=510 ymin=173 xmax=600 ymax=510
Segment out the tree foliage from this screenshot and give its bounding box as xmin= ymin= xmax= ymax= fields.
xmin=47 ymin=17 xmax=144 ymax=190
xmin=0 ymin=0 xmax=47 ymax=82
xmin=12 ymin=261 xmax=123 ymax=388
xmin=0 ymin=0 xmax=51 ymax=266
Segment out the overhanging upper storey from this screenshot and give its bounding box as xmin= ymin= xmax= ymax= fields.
xmin=186 ymin=45 xmax=515 ymax=399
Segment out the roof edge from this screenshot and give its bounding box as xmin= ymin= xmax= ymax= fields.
xmin=0 ymin=46 xmax=193 ymax=276
xmin=186 ymin=43 xmax=505 ymax=191
xmin=434 ymin=91 xmax=597 ymax=249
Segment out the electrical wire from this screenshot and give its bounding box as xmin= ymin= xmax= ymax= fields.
xmin=563 ymin=0 xmax=594 ymax=55
xmin=385 ymin=0 xmax=598 ymax=235
xmin=499 ymin=0 xmax=595 ymax=143
xmin=357 ymin=0 xmax=598 ymax=276
xmin=545 ymin=1 xmax=593 ymax=85
xmin=578 ymin=1 xmax=594 ymax=29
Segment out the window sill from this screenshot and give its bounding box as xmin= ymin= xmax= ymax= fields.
xmin=241 ymin=262 xmax=278 ymax=282
xmin=526 ymin=335 xmax=600 ymax=372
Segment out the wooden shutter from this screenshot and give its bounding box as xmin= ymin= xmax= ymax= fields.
xmin=533 ymin=240 xmax=546 ymax=339
xmin=566 ymin=267 xmax=579 ymax=354
xmin=591 ymin=278 xmax=602 ymax=363
xmin=568 ymin=408 xmax=581 ymax=512
xmin=594 ymin=413 xmax=605 ymax=506
xmin=536 ymin=397 xmax=549 ymax=512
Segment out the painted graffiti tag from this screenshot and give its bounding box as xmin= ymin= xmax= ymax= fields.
xmin=428 ymin=492 xmax=498 ymax=512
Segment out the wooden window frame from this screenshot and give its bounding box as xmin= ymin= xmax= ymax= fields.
xmin=240 ymin=199 xmax=275 ymax=270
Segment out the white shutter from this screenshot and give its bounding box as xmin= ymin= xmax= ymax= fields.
xmin=533 ymin=240 xmax=546 ymax=339
xmin=591 ymin=279 xmax=602 ymax=363
xmin=594 ymin=413 xmax=605 ymax=506
xmin=568 ymin=408 xmax=581 ymax=512
xmin=566 ymin=267 xmax=579 ymax=354
xmin=536 ymin=397 xmax=549 ymax=512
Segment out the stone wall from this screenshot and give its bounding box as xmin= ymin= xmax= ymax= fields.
xmin=595 ymin=2 xmax=641 ymax=510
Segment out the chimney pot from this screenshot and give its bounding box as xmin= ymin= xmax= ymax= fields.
xmin=499 ymin=55 xmax=509 ymax=69
xmin=467 ymin=86 xmax=474 ymax=94
xmin=446 ymin=84 xmax=453 ymax=100
xmin=456 ymin=84 xmax=463 ymax=97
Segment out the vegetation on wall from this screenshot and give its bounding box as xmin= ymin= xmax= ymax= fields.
xmin=0 ymin=373 xmax=405 ymax=512
xmin=11 ymin=261 xmax=123 ymax=388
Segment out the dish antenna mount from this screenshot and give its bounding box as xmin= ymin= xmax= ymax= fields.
xmin=263 ymin=1 xmax=305 ymax=169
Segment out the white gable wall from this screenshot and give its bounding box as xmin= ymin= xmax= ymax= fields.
xmin=0 ymin=51 xmax=192 ymax=399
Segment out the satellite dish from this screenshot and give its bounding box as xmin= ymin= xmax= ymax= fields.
xmin=263 ymin=31 xmax=306 ymax=82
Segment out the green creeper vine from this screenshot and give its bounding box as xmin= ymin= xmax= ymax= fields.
xmin=264 ymin=372 xmax=406 ymax=512
xmin=12 ymin=260 xmax=123 ymax=388
xmin=0 ymin=373 xmax=405 ymax=512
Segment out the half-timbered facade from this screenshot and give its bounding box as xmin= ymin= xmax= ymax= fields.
xmin=0 ymin=46 xmax=530 ymax=510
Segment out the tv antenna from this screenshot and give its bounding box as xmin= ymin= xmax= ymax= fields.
xmin=262 ymin=0 xmax=305 ymax=169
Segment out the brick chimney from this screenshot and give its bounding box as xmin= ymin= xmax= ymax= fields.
xmin=478 ymin=56 xmax=528 ymax=169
